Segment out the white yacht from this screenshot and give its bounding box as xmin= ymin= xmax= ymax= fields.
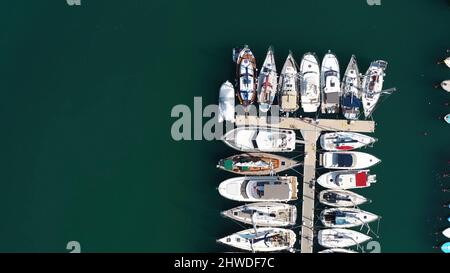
xmin=319 ymin=189 xmax=368 ymax=207
xmin=341 ymin=55 xmax=362 ymax=120
xmin=443 ymin=227 xmax=450 ymax=239
xmin=218 ymin=81 xmax=235 ymax=123
xmin=321 ymin=51 xmax=341 ymax=114
xmin=318 ymin=228 xmax=372 ymax=248
xmin=320 ymin=208 xmax=379 ymax=228
xmin=321 ymin=151 xmax=381 ymax=169
xmin=299 ymin=52 xmax=320 ymax=113
xmin=362 ymin=60 xmax=388 ymax=118
xmin=317 ymin=170 xmax=377 ymax=190
xmin=222 ymin=127 xmax=296 ymax=152
xmin=217 ymin=228 xmax=296 ymax=252
xmin=221 ymin=202 xmax=297 ymax=227
xmin=444 ymin=57 xmax=450 ymax=68
xmin=279 ymin=52 xmax=299 ymax=113
xmin=257 ymin=47 xmax=278 ymax=112
xmin=218 ymin=176 xmax=298 ymax=202
xmin=320 ymin=132 xmax=377 ymax=151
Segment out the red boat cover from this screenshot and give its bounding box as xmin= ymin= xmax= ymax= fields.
xmin=355 ymin=171 xmax=368 ymax=187
xmin=336 ymin=145 xmax=353 ymax=150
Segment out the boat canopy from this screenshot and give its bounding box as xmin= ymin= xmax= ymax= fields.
xmin=342 ymin=95 xmax=362 ymax=108
xmin=334 ymin=154 xmax=353 ymax=167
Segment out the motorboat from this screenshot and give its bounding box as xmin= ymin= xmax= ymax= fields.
xmin=318 ymin=228 xmax=371 ymax=248
xmin=319 ymin=189 xmax=368 ymax=207
xmin=318 ymin=248 xmax=357 ymax=253
xmin=320 ymin=132 xmax=377 ymax=151
xmin=235 ymin=45 xmax=257 ymax=110
xmin=279 ymin=52 xmax=300 ymax=113
xmin=218 ymin=176 xmax=298 ymax=202
xmin=320 ymin=208 xmax=379 ymax=228
xmin=321 ymin=51 xmax=341 ymax=114
xmin=218 ymin=81 xmax=235 ymax=123
xmin=299 ymin=52 xmax=321 ymax=113
xmin=222 ymin=127 xmax=296 ymax=152
xmin=445 ymin=114 xmax=450 ymax=124
xmin=257 ymin=47 xmax=278 ymax=112
xmin=317 ymin=170 xmax=377 ymax=190
xmin=341 ymin=55 xmax=362 ymax=120
xmin=217 ymin=153 xmax=301 ymax=175
xmin=217 ymin=228 xmax=296 ymax=252
xmin=362 ymin=60 xmax=388 ymax=118
xmin=443 ymin=227 xmax=450 ymax=239
xmin=444 ymin=57 xmax=450 ymax=68
xmin=221 ymin=202 xmax=297 ymax=227
xmin=441 ymin=80 xmax=450 ymax=92
xmin=321 ymin=151 xmax=381 ymax=169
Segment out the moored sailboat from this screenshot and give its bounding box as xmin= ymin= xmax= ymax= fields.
xmin=320 ymin=132 xmax=377 ymax=151
xmin=318 ymin=228 xmax=372 ymax=248
xmin=221 ymin=202 xmax=297 ymax=227
xmin=217 ymin=153 xmax=301 ymax=175
xmin=320 ymin=208 xmax=379 ymax=228
xmin=217 ymin=228 xmax=296 ymax=252
xmin=279 ymin=52 xmax=300 ymax=113
xmin=362 ymin=60 xmax=388 ymax=118
xmin=319 ymin=189 xmax=368 ymax=207
xmin=257 ymin=47 xmax=278 ymax=113
xmin=341 ymin=55 xmax=362 ymax=120
xmin=235 ymin=45 xmax=257 ymax=111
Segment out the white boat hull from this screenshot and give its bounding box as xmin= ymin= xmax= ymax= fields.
xmin=300 ymin=53 xmax=320 ymax=113
xmin=217 ymin=228 xmax=296 ymax=252
xmin=445 ymin=57 xmax=450 ymax=68
xmin=441 ymin=80 xmax=450 ymax=92
xmin=257 ymin=47 xmax=277 ymax=113
xmin=321 ymin=51 xmax=341 ymax=114
xmin=318 ymin=248 xmax=357 ymax=253
xmin=218 ymin=176 xmax=298 ymax=202
xmin=444 ymin=227 xmax=450 ymax=239
xmin=362 ymin=60 xmax=387 ymax=118
xmin=320 ymin=208 xmax=379 ymax=228
xmin=320 ymin=132 xmax=377 ymax=151
xmin=222 ymin=127 xmax=296 ymax=152
xmin=322 ymin=151 xmax=381 ymax=169
xmin=279 ymin=52 xmax=299 ymax=113
xmin=318 ymin=228 xmax=371 ymax=248
xmin=218 ymin=81 xmax=235 ymax=123
xmin=317 ymin=170 xmax=376 ymax=190
xmin=341 ymin=55 xmax=362 ymax=120
xmin=319 ymin=189 xmax=368 ymax=207
xmin=221 ymin=202 xmax=297 ymax=227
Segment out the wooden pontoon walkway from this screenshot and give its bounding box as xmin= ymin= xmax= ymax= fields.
xmin=235 ymin=115 xmax=375 ymax=253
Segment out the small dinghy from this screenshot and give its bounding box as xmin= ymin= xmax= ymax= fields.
xmin=443 ymin=227 xmax=450 ymax=239
xmin=341 ymin=55 xmax=362 ymax=120
xmin=320 ymin=132 xmax=377 ymax=151
xmin=222 ymin=127 xmax=296 ymax=152
xmin=318 ymin=248 xmax=357 ymax=253
xmin=320 ymin=208 xmax=379 ymax=228
xmin=235 ymin=45 xmax=257 ymax=111
xmin=218 ymin=81 xmax=235 ymax=123
xmin=321 ymin=151 xmax=381 ymax=169
xmin=317 ymin=170 xmax=377 ymax=190
xmin=318 ymin=228 xmax=371 ymax=248
xmin=362 ymin=60 xmax=388 ymax=118
xmin=300 ymin=52 xmax=321 ymax=113
xmin=217 ymin=228 xmax=296 ymax=252
xmin=218 ymin=176 xmax=298 ymax=202
xmin=319 ymin=189 xmax=368 ymax=207
xmin=257 ymin=47 xmax=278 ymax=113
xmin=441 ymin=80 xmax=450 ymax=92
xmin=442 ymin=242 xmax=450 ymax=253
xmin=279 ymin=52 xmax=300 ymax=113
xmin=221 ymin=202 xmax=297 ymax=227
xmin=445 ymin=114 xmax=450 ymax=124
xmin=321 ymin=51 xmax=341 ymax=114
xmin=217 ymin=153 xmax=301 ymax=175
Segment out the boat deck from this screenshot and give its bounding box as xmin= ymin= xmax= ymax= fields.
xmin=235 ymin=115 xmax=375 ymax=253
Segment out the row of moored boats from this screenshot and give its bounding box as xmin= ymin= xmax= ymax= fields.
xmin=438 ymin=55 xmax=450 ymax=124
xmin=216 ymin=126 xmax=381 ymax=252
xmin=218 ymin=45 xmax=393 ymax=123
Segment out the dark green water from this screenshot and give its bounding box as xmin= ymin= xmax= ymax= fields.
xmin=0 ymin=0 xmax=449 ymax=252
